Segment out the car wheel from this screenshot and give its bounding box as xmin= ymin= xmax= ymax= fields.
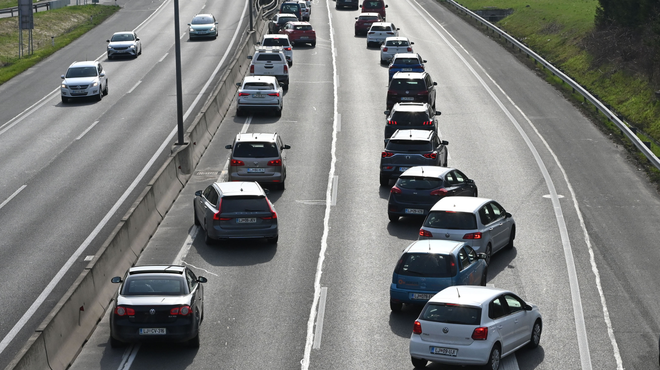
xmin=483 ymin=344 xmax=501 ymax=370
xmin=188 ymin=331 xmax=200 ymax=348
xmin=236 ymin=108 xmax=243 ymax=117
xmin=529 ymin=319 xmax=542 ymax=349
xmin=193 ymin=204 xmax=200 ymax=226
xmin=110 ymin=335 xmax=123 ymax=348
xmin=505 ymin=226 xmax=515 ymax=250
xmin=411 ymin=357 xmax=427 ymax=369
xmin=103 ymin=81 xmax=109 ymax=96
xmin=311 ymin=41 xmax=316 ymax=47
xmin=380 ymin=58 xmax=387 ymax=65
xmin=204 ymin=228 xmax=214 ymax=245
xmin=388 ymin=213 xmax=399 ymax=222
xmin=480 ymin=266 xmax=488 ymax=286
xmin=61 ymin=96 xmax=68 ymax=104
xmin=283 ymin=83 xmax=289 ymax=91
xmin=484 ymin=244 xmax=492 ymax=266
xmin=275 ymin=107 xmax=282 ymax=117
xmin=268 ymin=235 xmax=279 ymax=244
xmin=390 ymin=301 xmax=402 ymax=312
xmin=379 ymin=175 xmax=389 ymax=187
xmin=278 ymin=180 xmax=286 ymax=190
xmin=97 ymin=88 xmax=103 ymax=101
xmin=473 ymin=188 xmax=478 ymax=197
xmin=355 ymin=30 xmax=359 ymax=36
xmin=107 ymin=54 xmax=113 ymax=60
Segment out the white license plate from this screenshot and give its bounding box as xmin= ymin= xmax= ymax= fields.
xmin=237 ymin=218 xmax=257 ymax=223
xmin=401 ymin=97 xmax=415 ymax=101
xmin=398 ymin=167 xmax=409 ymax=172
xmin=139 ymin=328 xmax=166 ymax=335
xmin=405 ymin=208 xmax=424 ymax=215
xmin=410 ymin=293 xmax=434 ymax=300
xmin=254 ymin=93 xmax=264 ymax=98
xmin=430 ymin=347 xmax=458 ymax=356
xmin=247 ymin=168 xmax=265 ymax=173
xmin=402 ymin=68 xmax=413 ymax=71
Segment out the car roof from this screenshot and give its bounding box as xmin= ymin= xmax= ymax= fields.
xmin=234 ymin=132 xmax=278 ymax=142
xmin=430 ymin=196 xmax=493 ymax=212
xmin=242 ymin=76 xmax=278 ymax=84
xmin=68 ymin=61 xmax=98 ymax=68
xmin=215 ymin=181 xmax=265 ymax=196
xmin=405 ymin=239 xmax=464 ymax=255
xmin=429 ymin=286 xmax=511 ymax=306
xmin=400 ymin=166 xmax=453 ymax=178
xmin=392 ymin=53 xmax=420 ymax=59
xmin=390 ymin=129 xmax=434 ymax=141
xmin=285 ymin=21 xmax=312 ymax=26
xmin=392 ymin=72 xmax=427 ymax=79
xmin=371 ymin=22 xmax=393 ymax=26
xmin=112 ymin=31 xmax=134 ymax=35
xmin=278 ymin=13 xmax=298 ymax=18
xmin=385 ymin=36 xmax=409 ymax=41
xmin=128 ymin=265 xmax=186 ymax=275
xmin=392 ymin=102 xmax=429 ymax=112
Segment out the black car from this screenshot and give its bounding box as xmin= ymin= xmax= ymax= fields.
xmin=387 ymin=71 xmax=437 ymax=110
xmin=384 ymin=102 xmax=440 ymax=141
xmin=110 ymin=265 xmax=207 ymax=348
xmin=388 ymin=166 xmax=478 ymax=222
xmin=380 ymin=129 xmax=448 ymax=186
xmin=268 ymin=14 xmax=299 ymax=34
xmin=337 ymin=0 xmax=359 ymax=10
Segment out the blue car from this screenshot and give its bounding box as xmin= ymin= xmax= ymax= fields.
xmin=390 ymin=239 xmax=487 ymax=312
xmin=388 ymin=52 xmax=426 ymax=81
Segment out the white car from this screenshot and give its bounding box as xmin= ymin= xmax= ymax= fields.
xmin=366 ymin=22 xmax=399 ymax=47
xmin=248 ymin=47 xmax=289 ymax=89
xmin=60 ymin=61 xmax=108 ymax=103
xmin=106 ymin=31 xmax=141 ymax=59
xmin=260 ymin=34 xmax=293 ymax=66
xmin=298 ymin=0 xmax=310 ymax=20
xmin=236 ymin=76 xmax=283 ymax=117
xmin=380 ymin=37 xmax=413 ymax=64
xmin=410 ymin=286 xmax=542 ymax=369
xmin=419 ymin=196 xmax=515 ymax=264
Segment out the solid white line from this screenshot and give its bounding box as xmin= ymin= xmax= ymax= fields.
xmin=312 ymin=287 xmax=328 ymax=349
xmin=127 ymin=81 xmax=142 ymax=94
xmin=118 ymin=343 xmax=140 ymax=370
xmin=158 ymin=53 xmax=169 ymax=63
xmin=240 ymin=115 xmax=252 ymax=134
xmin=331 ymin=176 xmax=338 ymax=206
xmin=500 ymin=354 xmax=520 ymax=370
xmin=180 ymin=32 xmax=186 ymax=39
xmin=336 ymin=113 xmax=341 ymax=132
xmin=174 ymin=227 xmax=198 ymax=265
xmin=0 ymin=185 xmax=27 ymax=210
xmin=76 ymin=120 xmax=99 ymax=140
xmin=301 ymin=0 xmax=339 ymax=366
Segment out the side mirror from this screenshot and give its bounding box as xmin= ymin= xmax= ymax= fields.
xmin=410 ymin=41 xmax=414 ymax=45
xmin=264 ymin=188 xmax=271 ymax=195
xmin=467 ymin=179 xmax=475 ymax=184
xmin=100 ymin=72 xmax=106 ymax=77
xmin=198 ymin=276 xmax=208 ymax=283
xmin=359 ymin=4 xmax=362 ymax=7
xmin=435 ymin=111 xmax=441 ymax=115
xmin=355 ymin=17 xmax=358 ymax=19
xmin=61 ymin=75 xmax=65 ymax=79
xmin=524 ymin=304 xmax=533 ymax=311
xmin=441 ymin=140 xmax=449 ymax=146
xmin=247 ymin=55 xmax=253 ymax=60
xmin=423 ymin=60 xmax=427 ymax=63
xmin=506 ymin=212 xmax=513 ymax=218
xmin=187 ymin=23 xmax=191 ymax=26
xmin=106 ymin=39 xmax=110 ymax=43
xmin=433 ymin=82 xmax=437 ymax=85
xmin=477 ymin=253 xmax=487 ymax=260
xmin=195 ymin=190 xmax=202 ymax=196
xmin=236 ymin=82 xmax=241 ymax=87
xmin=225 ymin=144 xmax=233 ymax=149
xmin=136 ymin=37 xmax=140 ymax=41
xmin=215 ymin=21 xmax=219 ymax=24
xmin=385 ymin=4 xmax=388 ymax=7
xmin=283 ymin=144 xmax=291 ymax=149
xmin=383 ymin=110 xmax=390 ymax=115
xmin=111 ymin=276 xmax=122 ymax=283
xmin=396 ymin=27 xmax=400 ymax=30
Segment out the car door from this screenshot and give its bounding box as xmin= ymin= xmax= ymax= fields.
xmin=502 ymin=293 xmax=531 ymax=349
xmin=488 ymin=296 xmax=518 ymax=354
xmin=455 ymin=246 xmax=481 ymax=286
xmin=488 ymin=201 xmax=512 ymax=252
xmin=450 ymin=170 xmax=475 ymax=196
xmin=185 ymin=269 xmax=203 ymax=324
xmin=197 ymin=185 xmax=219 ymax=232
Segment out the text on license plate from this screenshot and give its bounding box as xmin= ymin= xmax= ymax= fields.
xmin=430 ymin=346 xmax=458 ymax=356
xmin=299 ymin=36 xmax=309 ymax=39
xmin=254 ymin=93 xmax=264 ymax=98
xmin=399 ymin=167 xmax=409 ymax=172
xmin=405 ymin=208 xmax=424 ymax=215
xmin=247 ymin=168 xmax=265 ymax=173
xmin=139 ymin=328 xmax=166 ymax=335
xmin=236 ymin=218 xmax=257 ymax=223
xmin=401 ymin=97 xmax=415 ymax=101
xmin=402 ymin=68 xmax=413 ymax=71
xmin=410 ymin=293 xmax=434 ymax=300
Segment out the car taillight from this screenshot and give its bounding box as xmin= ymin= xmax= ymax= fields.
xmin=390 ymin=186 xmax=402 ymax=194
xmin=213 ymin=199 xmax=232 ymax=221
xmin=413 ymin=320 xmax=422 ymax=335
xmin=417 ymin=91 xmax=429 ymax=95
xmin=285 ymin=47 xmax=292 ymax=51
xmin=472 ymin=327 xmax=488 ymax=340
xmin=463 ymin=232 xmax=482 ymax=239
xmin=419 ymin=229 xmax=432 ymax=237
xmin=114 ymin=306 xmax=135 ymax=316
xmin=238 ymin=92 xmax=249 ymax=96
xmin=387 ymin=90 xmax=397 ymax=95
xmin=170 ymin=305 xmax=192 ymax=316
xmin=268 ymin=92 xmax=280 ymax=97
xmin=268 ymin=159 xmax=282 ymax=166
xmin=387 ymin=120 xmax=397 ymax=125
xmin=382 ymin=151 xmax=394 ymax=158
xmin=265 ymin=198 xmax=277 ymax=219
xmin=284 ymin=65 xmax=288 ymax=73
xmin=250 ymin=65 xmax=254 ymax=73
xmin=429 ymin=188 xmax=447 ymax=196
xmin=231 ymin=159 xmax=244 ymax=166
xmin=382 ymin=47 xmax=388 ymax=52
xmin=423 ymin=120 xmax=432 ymax=125
xmin=423 ymin=152 xmax=437 ymax=159
xmin=407 ymin=47 xmax=412 ymax=52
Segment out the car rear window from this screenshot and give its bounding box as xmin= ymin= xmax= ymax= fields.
xmin=370 ymin=25 xmax=390 ymax=31
xmin=244 ymin=82 xmax=275 ymax=90
xmin=395 ymin=253 xmax=456 ymax=278
xmin=263 ymin=38 xmax=290 ymax=46
xmin=386 ymin=40 xmax=409 ymax=46
xmin=390 ymin=111 xmax=431 ymax=125
xmin=221 ymin=197 xmax=269 ymax=213
xmin=424 ymin=211 xmax=478 ymax=229
xmin=386 ymin=140 xmax=432 ymax=152
xmin=390 ymin=79 xmax=425 ymax=90
xmin=294 ymin=25 xmax=313 ymax=30
xmin=359 ymin=16 xmax=379 ymax=21
xmin=233 ymin=142 xmax=279 ymax=157
xmin=123 ymin=277 xmax=186 ymax=296
xmin=397 ymin=176 xmax=443 ymax=190
xmin=256 ymin=54 xmax=283 ymax=62
xmin=279 ymin=17 xmax=298 ymax=24
xmin=281 ymin=4 xmax=300 ymax=12
xmin=420 ymin=303 xmax=481 ymax=325
xmin=393 ymin=58 xmax=421 ymax=65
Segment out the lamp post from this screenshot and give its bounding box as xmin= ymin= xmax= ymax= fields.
xmin=173 ymin=0 xmax=185 ymax=145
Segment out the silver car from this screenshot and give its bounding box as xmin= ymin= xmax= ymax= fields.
xmin=188 ymin=14 xmax=218 ymax=40
xmin=107 ymin=31 xmax=141 ymax=59
xmin=225 ymin=133 xmax=291 ymax=189
xmin=380 ymin=36 xmax=413 ymax=64
xmin=236 ymin=76 xmax=283 ymax=116
xmin=419 ymin=196 xmax=515 ymax=264
xmin=60 ymin=61 xmax=108 ymax=103
xmin=380 ymin=129 xmax=448 ymax=187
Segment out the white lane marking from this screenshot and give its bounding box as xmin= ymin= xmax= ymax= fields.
xmin=407 ymin=1 xmax=603 ymax=368
xmin=181 ymin=261 xmax=219 ymax=277
xmin=174 ymin=226 xmax=198 ymax=265
xmin=337 ymin=113 xmax=341 ymax=132
xmin=240 ymin=115 xmax=252 ymax=134
xmin=118 ymin=343 xmax=140 ymax=370
xmin=0 ymin=0 xmax=249 ymax=358
xmin=180 ymin=32 xmax=186 ymax=39
xmin=0 ymin=185 xmax=27 ymax=210
xmin=76 ymin=120 xmax=99 ymax=140
xmin=127 ymin=81 xmax=142 ymax=94
xmin=312 ymin=287 xmax=328 ymax=349
xmin=330 ymin=176 xmax=338 ymax=206
xmin=301 ymin=0 xmax=338 ymax=366
xmin=158 ymin=53 xmax=169 ymax=63
xmin=220 ymin=116 xmax=251 ymax=181
xmin=500 ymin=354 xmax=520 ymax=370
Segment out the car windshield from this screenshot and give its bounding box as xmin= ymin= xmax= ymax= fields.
xmin=233 ymin=142 xmax=279 ymax=157
xmin=395 ymin=253 xmax=455 ymax=278
xmin=386 ymin=40 xmax=409 ymax=46
xmin=66 ymin=67 xmax=97 ymax=78
xmin=390 ymin=79 xmax=425 ymax=90
xmin=392 ymin=57 xmax=422 ymax=65
xmin=221 ymin=197 xmax=269 ymax=213
xmin=263 ymin=38 xmax=290 ymax=46
xmin=424 ymin=211 xmax=478 ymax=229
xmin=386 ymin=140 xmax=433 ymax=152
xmin=390 ymin=111 xmax=430 ymax=125
xmin=191 ymin=16 xmax=214 ymax=24
xmin=397 ymin=176 xmax=443 ymax=190
xmin=370 ymin=25 xmax=390 ymax=31
xmin=244 ymin=82 xmax=275 ymax=90
xmin=256 ymin=54 xmax=283 ymax=61
xmin=421 ymin=303 xmax=482 ymax=325
xmin=111 ymin=33 xmax=135 ymax=42
xmin=122 ymin=276 xmax=186 ymax=296
xmin=294 ymin=25 xmax=312 ymax=30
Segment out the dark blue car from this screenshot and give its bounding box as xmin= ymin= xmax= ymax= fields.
xmin=388 ymin=52 xmax=426 ymax=81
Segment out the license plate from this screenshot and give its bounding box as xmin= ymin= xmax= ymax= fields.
xmin=402 ymin=68 xmax=413 ymax=71
xmin=237 ymin=218 xmax=257 ymax=223
xmin=410 ymin=293 xmax=434 ymax=300
xmin=254 ymin=93 xmax=264 ymax=98
xmin=247 ymin=168 xmax=265 ymax=173
xmin=364 ymin=23 xmax=372 ymax=26
xmin=401 ymin=97 xmax=415 ymax=101
xmin=299 ymin=36 xmax=309 ymax=39
xmin=430 ymin=347 xmax=458 ymax=356
xmin=405 ymin=208 xmax=424 ymax=215
xmin=399 ymin=167 xmax=409 ymax=172
xmin=139 ymin=328 xmax=166 ymax=335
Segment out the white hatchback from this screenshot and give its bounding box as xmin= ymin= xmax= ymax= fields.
xmin=366 ymin=22 xmax=399 ymax=47
xmin=410 ymin=286 xmax=542 ymax=370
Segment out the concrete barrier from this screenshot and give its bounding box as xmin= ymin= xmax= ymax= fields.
xmin=4 ymin=334 xmax=49 ymax=370
xmin=150 ymin=156 xmax=185 ymax=217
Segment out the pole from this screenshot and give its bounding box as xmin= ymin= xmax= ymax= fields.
xmin=173 ymin=0 xmax=185 ymax=145
xmin=249 ymin=0 xmax=253 ymax=32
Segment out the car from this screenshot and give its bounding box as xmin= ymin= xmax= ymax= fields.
xmin=419 ymin=196 xmax=516 ymax=264
xmin=388 ymin=52 xmax=426 ymax=80
xmin=380 ymin=129 xmax=448 ymax=187
xmin=236 ymin=76 xmax=283 ymax=117
xmin=298 ymin=0 xmax=310 ymax=21
xmin=279 ymin=1 xmax=302 ymax=21
xmin=109 ymin=265 xmax=207 ymax=348
xmin=106 ymin=31 xmax=141 ymax=59
xmin=384 ymin=102 xmax=440 ymax=140
xmin=387 ymin=71 xmax=437 ymax=110
xmin=387 ymin=166 xmax=478 ymax=222
xmin=193 ymin=181 xmax=279 ymax=244
xmin=409 ymin=286 xmax=542 ymax=369
xmin=261 ymin=34 xmax=294 ymax=66
xmin=60 ymin=61 xmax=108 ymax=103
xmin=354 ymin=12 xmax=383 ymax=36
xmin=366 ymin=22 xmax=398 ymax=47
xmin=390 ymin=239 xmax=488 ymax=312
xmin=360 ymin=0 xmax=387 ymax=19
xmin=280 ymin=21 xmax=316 ymax=47
xmin=336 ymin=0 xmax=359 ymax=10
xmin=248 ymin=47 xmax=290 ymax=89
xmin=224 ymin=133 xmax=291 ymax=189
xmin=188 ymin=14 xmax=218 ymax=40
xmin=380 ymin=37 xmax=413 ymax=64
xmin=268 ymin=13 xmax=299 ymax=34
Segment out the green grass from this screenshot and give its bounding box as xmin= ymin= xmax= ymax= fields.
xmin=0 ymin=5 xmax=118 ymax=84
xmin=0 ymin=0 xmax=17 ymax=9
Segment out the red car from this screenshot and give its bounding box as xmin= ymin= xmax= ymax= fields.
xmin=279 ymin=21 xmax=316 ymax=46
xmin=354 ymin=12 xmax=383 ymax=36
xmin=360 ymin=0 xmax=387 ymax=20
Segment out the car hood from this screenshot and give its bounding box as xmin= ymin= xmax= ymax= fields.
xmin=190 ymin=24 xmax=214 ymax=30
xmin=63 ymin=77 xmax=98 ymax=85
xmin=108 ymin=41 xmax=136 ymax=48
xmin=117 ymin=295 xmax=191 ymax=306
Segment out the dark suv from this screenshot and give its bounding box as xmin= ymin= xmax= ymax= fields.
xmin=384 ymin=102 xmax=440 ymax=140
xmin=225 ymin=133 xmax=291 ymax=189
xmin=380 ymin=129 xmax=448 ymax=186
xmin=386 ymin=71 xmax=437 ymax=110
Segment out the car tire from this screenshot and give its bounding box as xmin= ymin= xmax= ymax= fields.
xmin=483 ymin=344 xmax=501 ymax=370
xmin=268 ymin=235 xmax=279 ymax=244
xmin=505 ymin=226 xmax=515 ymax=250
xmin=380 ymin=59 xmax=387 ymax=65
xmin=355 ymin=30 xmax=359 ymax=36
xmin=388 ymin=213 xmax=399 ymax=222
xmin=311 ymin=41 xmax=316 ymax=47
xmin=484 ymin=244 xmax=492 ymax=266
xmin=480 ymin=267 xmax=488 ymax=286
xmin=275 ymin=107 xmax=282 ymax=117
xmin=379 ymin=175 xmax=389 ymax=187
xmin=390 ymin=301 xmax=402 ymax=312
xmin=473 ymin=189 xmax=478 ymax=197
xmin=110 ymin=335 xmax=123 ymax=348
xmin=193 ymin=205 xmax=200 ymax=226
xmin=411 ymin=357 xmax=427 ymax=369
xmin=283 ymin=83 xmax=289 ymax=91
xmin=61 ymin=96 xmax=68 ymax=104
xmin=204 ymin=228 xmax=214 ymax=245
xmin=97 ymin=88 xmax=103 ymax=101
xmin=103 ymin=81 xmax=109 ymax=96
xmin=236 ymin=108 xmax=243 ymax=117
xmin=188 ymin=331 xmax=200 ymax=348
xmin=107 ymin=54 xmax=113 ymax=60
xmin=528 ymin=319 xmax=542 ymax=349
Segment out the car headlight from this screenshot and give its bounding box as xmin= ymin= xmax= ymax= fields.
xmin=189 ymin=27 xmax=194 ymax=32
xmin=61 ymin=83 xmax=67 ymax=88
xmin=210 ymin=26 xmax=216 ymax=31
xmin=130 ymin=45 xmax=135 ymax=49
xmin=107 ymin=46 xmax=112 ymax=50
xmin=92 ymin=81 xmax=99 ymax=87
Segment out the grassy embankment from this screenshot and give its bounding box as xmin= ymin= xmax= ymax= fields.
xmin=0 ymin=5 xmax=119 ymax=84
xmin=454 ymin=0 xmax=660 ymax=182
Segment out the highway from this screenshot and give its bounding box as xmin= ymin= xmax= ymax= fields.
xmin=6 ymin=0 xmax=660 ymax=368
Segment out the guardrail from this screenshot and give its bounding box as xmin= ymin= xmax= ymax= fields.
xmin=445 ymin=0 xmax=660 ymax=171
xmin=0 ymin=2 xmax=50 ymax=17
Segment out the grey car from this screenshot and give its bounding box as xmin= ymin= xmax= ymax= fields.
xmin=384 ymin=102 xmax=440 ymax=140
xmin=188 ymin=14 xmax=218 ymax=40
xmin=106 ymin=31 xmax=141 ymax=59
xmin=193 ymin=181 xmax=278 ymax=244
xmin=225 ymin=133 xmax=290 ymax=189
xmin=388 ymin=166 xmax=477 ymax=222
xmin=380 ymin=129 xmax=448 ymax=187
